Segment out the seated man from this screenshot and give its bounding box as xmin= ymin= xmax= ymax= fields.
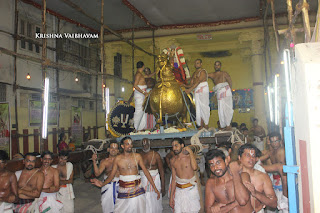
xmin=205 ymin=149 xmax=253 ymax=212
xmin=0 ymin=150 xmax=18 ymax=212
xmin=15 ymin=152 xmax=44 ymax=212
xmin=52 ymin=150 xmax=75 ymax=213
xmin=39 ymin=151 xmax=63 ymax=212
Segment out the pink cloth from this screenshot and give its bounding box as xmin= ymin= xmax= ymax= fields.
xmin=58 ymin=141 xmax=68 ymax=152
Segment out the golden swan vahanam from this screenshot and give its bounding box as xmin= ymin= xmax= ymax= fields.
xmin=146 ymin=53 xmax=194 ymax=125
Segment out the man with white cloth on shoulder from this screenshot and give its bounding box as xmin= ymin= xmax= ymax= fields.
xmin=185 ymin=59 xmax=210 ymax=130
xmin=170 ymin=138 xmax=200 ymax=213
xmin=91 ymin=136 xmax=160 ymax=213
xmin=133 ymin=61 xmax=157 ymax=131
xmin=52 ymin=151 xmax=75 ymax=213
xmin=38 ymin=151 xmax=63 ymax=213
xmin=140 ymin=138 xmax=165 ymax=213
xmin=92 ymin=142 xmax=120 ymax=213
xmin=208 ymin=61 xmax=233 ymax=130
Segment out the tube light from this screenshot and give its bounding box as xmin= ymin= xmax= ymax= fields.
xmin=267 ymin=86 xmax=274 ymax=122
xmin=42 ymin=77 xmax=49 ymax=139
xmin=284 ymin=49 xmax=293 ymax=126
xmin=105 ymin=87 xmax=109 ymax=130
xmin=274 ymin=74 xmax=279 ymax=125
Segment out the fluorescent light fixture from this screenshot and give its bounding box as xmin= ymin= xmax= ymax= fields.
xmin=42 ymin=77 xmax=49 ymax=139
xmin=105 ymin=87 xmax=109 ymax=130
xmin=267 ymin=86 xmax=274 ymax=122
xmin=284 ymin=49 xmax=293 ymax=126
xmin=122 ymin=87 xmax=125 ymax=92
xmin=274 ymin=74 xmax=279 ymax=125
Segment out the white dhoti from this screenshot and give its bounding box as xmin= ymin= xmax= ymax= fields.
xmin=101 ymin=175 xmax=119 ymax=213
xmin=39 ymin=192 xmax=63 ymax=213
xmin=214 ymin=82 xmax=233 ymax=128
xmin=140 ymin=169 xmax=162 ymax=213
xmin=52 ymin=162 xmax=75 ymax=213
xmin=0 ymin=202 xmax=13 ymax=213
xmin=114 ymin=175 xmax=146 ymax=213
xmin=134 ymin=85 xmax=147 ymax=131
xmin=194 ymin=82 xmax=210 ymax=126
xmin=266 ymin=174 xmax=289 ymax=213
xmin=174 ymin=176 xmax=200 ymax=213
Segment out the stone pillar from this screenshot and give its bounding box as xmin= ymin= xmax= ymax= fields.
xmin=239 ymin=30 xmax=267 ymax=130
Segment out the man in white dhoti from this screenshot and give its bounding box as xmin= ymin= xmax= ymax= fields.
xmin=38 ymin=151 xmax=63 ymax=213
xmin=140 ymin=138 xmax=165 ymax=213
xmin=15 ymin=152 xmax=44 ymax=213
xmin=91 ymin=136 xmax=160 ymax=213
xmin=0 ymin=150 xmax=18 ymax=213
xmin=170 ymin=138 xmax=200 ymax=213
xmin=185 ymin=59 xmax=210 ymax=129
xmin=52 ymin=151 xmax=75 ymax=213
xmin=208 ymin=61 xmax=233 ymax=130
xmin=133 ymin=61 xmax=157 ymax=131
xmin=92 ymin=142 xmax=120 ymax=213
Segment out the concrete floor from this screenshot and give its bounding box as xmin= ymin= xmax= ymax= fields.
xmin=73 ymin=170 xmax=206 ymax=213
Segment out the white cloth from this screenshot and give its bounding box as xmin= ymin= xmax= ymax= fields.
xmin=267 ymin=174 xmax=289 ymax=213
xmin=140 ymin=170 xmax=162 ymax=213
xmin=52 ymin=162 xmax=75 ymax=213
xmin=194 ymin=81 xmax=210 ymax=126
xmin=174 ymin=176 xmax=200 ymax=213
xmin=38 ymin=192 xmax=63 ymax=213
xmin=253 ymin=136 xmax=264 ymax=151
xmin=0 ymin=202 xmax=13 ymax=213
xmin=134 ymin=85 xmax=147 ymax=131
xmin=214 ymin=82 xmax=234 ymax=128
xmin=114 ymin=175 xmax=146 ymax=213
xmin=101 ymin=175 xmax=119 ymax=213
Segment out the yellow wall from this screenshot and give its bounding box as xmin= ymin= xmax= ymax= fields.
xmin=104 ymin=28 xmax=261 ymax=130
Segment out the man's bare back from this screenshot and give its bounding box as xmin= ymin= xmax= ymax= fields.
xmin=0 ymin=171 xmax=18 ymax=203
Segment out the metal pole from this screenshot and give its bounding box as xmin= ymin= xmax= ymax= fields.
xmin=99 ymin=0 xmax=104 ymax=137
xmin=40 ymin=0 xmax=47 ymax=152
xmin=132 ymin=12 xmax=135 ymax=82
xmin=13 ymin=0 xmax=20 ymax=154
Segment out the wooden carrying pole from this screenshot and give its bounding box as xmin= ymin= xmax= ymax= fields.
xmin=100 ymin=0 xmax=104 ymax=131
xmin=301 ymin=0 xmax=311 ymax=42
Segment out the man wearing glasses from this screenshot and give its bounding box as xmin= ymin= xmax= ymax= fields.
xmin=260 ymin=132 xmax=288 ymax=213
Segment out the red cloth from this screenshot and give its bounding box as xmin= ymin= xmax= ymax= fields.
xmin=58 ymin=141 xmax=68 ymax=152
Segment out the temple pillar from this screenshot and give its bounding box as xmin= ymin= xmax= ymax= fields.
xmin=239 ymin=30 xmax=267 ymax=130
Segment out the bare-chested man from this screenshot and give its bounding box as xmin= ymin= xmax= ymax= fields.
xmin=144 ymin=67 xmax=157 ymax=129
xmin=133 ymin=61 xmax=156 ymax=131
xmin=205 ymin=149 xmax=253 ymax=213
xmin=39 ymin=151 xmax=62 ymax=212
xmin=250 ymin=118 xmax=266 ymax=151
xmin=15 ymin=152 xmax=44 ymax=212
xmin=260 ymin=132 xmax=288 ymax=212
xmin=0 ymin=150 xmax=18 ymax=212
xmin=92 ymin=142 xmax=119 ymax=213
xmin=140 ymin=138 xmax=165 ymax=213
xmin=185 ymin=59 xmax=210 ymax=129
xmin=238 ymin=144 xmax=277 ymax=212
xmin=169 ymin=138 xmax=200 ymax=213
xmin=52 ymin=150 xmax=75 ymax=213
xmin=208 ymin=61 xmax=233 ymax=130
xmin=91 ymin=136 xmax=160 ymax=213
